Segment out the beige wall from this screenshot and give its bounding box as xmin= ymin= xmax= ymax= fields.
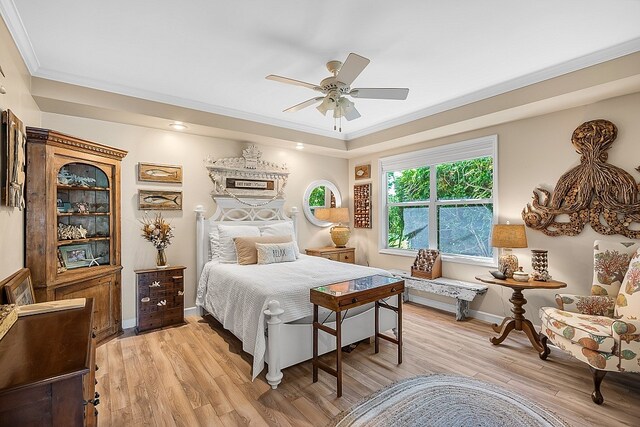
xmin=349 ymin=91 xmax=640 ymax=322
xmin=41 ymin=113 xmax=349 ymax=322
xmin=0 ymin=17 xmax=41 ymax=280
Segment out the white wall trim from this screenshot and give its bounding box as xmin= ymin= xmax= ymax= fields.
xmin=408 ymin=293 xmax=503 ymax=325
xmin=345 ymin=37 xmax=640 ymax=140
xmin=0 ymin=0 xmax=40 ymax=72
xmin=122 ymin=306 xmax=199 ymax=330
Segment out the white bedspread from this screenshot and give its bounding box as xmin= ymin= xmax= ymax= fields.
xmin=196 ymin=254 xmax=390 ymax=379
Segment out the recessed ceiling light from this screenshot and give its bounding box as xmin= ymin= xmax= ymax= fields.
xmin=169 ymin=121 xmax=187 ymax=131
xmin=296 ymin=143 xmax=304 ymax=150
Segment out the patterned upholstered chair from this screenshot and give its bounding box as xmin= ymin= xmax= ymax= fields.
xmin=539 ymin=240 xmax=640 ymax=404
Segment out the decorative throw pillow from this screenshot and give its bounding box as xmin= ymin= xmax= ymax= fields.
xmin=256 ymin=242 xmax=298 ymax=265
xmin=260 ymin=222 xmax=299 ymax=256
xmin=592 ymin=240 xmax=639 ymax=296
xmin=209 ymin=229 xmax=219 ymax=260
xmin=615 ymin=247 xmax=640 ymax=318
xmin=234 ymin=235 xmax=292 ymax=265
xmin=217 ymin=224 xmax=260 ymax=263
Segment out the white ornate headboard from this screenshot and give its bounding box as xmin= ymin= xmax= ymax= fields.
xmin=195 ymin=145 xmax=298 ymax=277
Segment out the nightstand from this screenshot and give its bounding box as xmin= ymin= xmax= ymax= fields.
xmin=305 ymin=247 xmax=355 ymax=264
xmin=135 ymin=266 xmax=186 ymax=334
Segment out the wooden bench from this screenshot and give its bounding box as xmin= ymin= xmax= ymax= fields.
xmin=389 ymin=270 xmax=488 ymax=321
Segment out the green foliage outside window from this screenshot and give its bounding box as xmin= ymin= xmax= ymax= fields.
xmin=387 ymin=157 xmax=493 ymax=257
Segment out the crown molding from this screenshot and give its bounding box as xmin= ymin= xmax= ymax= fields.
xmin=344 ymin=37 xmax=640 ymax=140
xmin=0 ymin=0 xmax=39 ymax=72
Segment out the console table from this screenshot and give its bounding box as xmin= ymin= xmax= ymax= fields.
xmin=310 ymin=275 xmax=404 ymax=397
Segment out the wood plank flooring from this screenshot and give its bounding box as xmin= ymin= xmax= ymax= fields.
xmin=96 ymin=303 xmax=640 ymax=426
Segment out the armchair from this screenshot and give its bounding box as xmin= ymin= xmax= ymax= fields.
xmin=539 ymin=240 xmax=640 ymax=404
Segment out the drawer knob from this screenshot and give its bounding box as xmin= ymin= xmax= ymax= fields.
xmin=172 ymin=276 xmax=183 ymax=280
xmin=150 ymin=281 xmax=161 ymax=288
xmin=157 ymin=300 xmax=167 ymax=306
xmin=352 ymin=298 xmax=357 ymax=303
xmin=91 ymin=331 xmax=96 ymax=339
xmin=177 ymin=290 xmax=184 ymax=296
xmin=141 ymin=297 xmax=150 ymax=303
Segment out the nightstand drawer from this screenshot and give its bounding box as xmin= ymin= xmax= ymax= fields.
xmin=339 ymin=252 xmax=354 ymax=263
xmin=306 ymin=247 xmax=356 ymax=265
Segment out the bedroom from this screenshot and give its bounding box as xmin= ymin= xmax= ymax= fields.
xmin=0 ymin=1 xmax=639 ymax=426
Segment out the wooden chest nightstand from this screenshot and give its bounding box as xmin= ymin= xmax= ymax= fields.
xmin=305 ymin=247 xmax=355 ymax=264
xmin=135 ymin=266 xmax=186 ymax=334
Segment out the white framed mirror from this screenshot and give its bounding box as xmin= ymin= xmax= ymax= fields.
xmin=303 ymin=180 xmax=342 ymax=227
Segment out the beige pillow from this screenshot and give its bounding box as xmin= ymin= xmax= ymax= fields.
xmin=234 ymin=235 xmax=292 ymax=265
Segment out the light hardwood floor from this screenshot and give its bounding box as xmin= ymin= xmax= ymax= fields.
xmin=96 ymin=303 xmax=639 ymax=426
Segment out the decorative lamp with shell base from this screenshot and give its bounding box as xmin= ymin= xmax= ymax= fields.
xmin=491 ymin=223 xmax=528 ymax=278
xmin=315 ymin=207 xmax=350 ymax=248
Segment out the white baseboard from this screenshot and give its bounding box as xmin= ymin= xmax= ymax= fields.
xmin=408 ymin=294 xmax=503 ymax=325
xmin=122 ymin=306 xmax=199 ymax=330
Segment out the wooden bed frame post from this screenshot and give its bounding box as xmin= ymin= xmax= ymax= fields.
xmin=264 ymin=300 xmax=285 ymax=389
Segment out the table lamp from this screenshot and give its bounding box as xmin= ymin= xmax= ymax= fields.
xmin=315 ymin=207 xmax=350 ymax=248
xmin=491 ymin=223 xmax=528 ymax=278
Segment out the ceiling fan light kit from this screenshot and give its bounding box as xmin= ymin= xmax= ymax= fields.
xmin=266 ymin=52 xmax=409 ymax=132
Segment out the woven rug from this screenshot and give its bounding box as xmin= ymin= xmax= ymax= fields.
xmin=330 ymin=374 xmax=568 ymax=427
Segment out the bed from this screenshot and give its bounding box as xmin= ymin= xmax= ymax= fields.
xmin=195 ymin=198 xmax=398 ymax=389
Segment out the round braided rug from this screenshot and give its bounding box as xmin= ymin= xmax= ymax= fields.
xmin=330 ymin=374 xmax=568 ymax=427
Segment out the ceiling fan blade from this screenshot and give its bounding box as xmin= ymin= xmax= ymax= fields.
xmin=266 ymin=74 xmax=319 ymax=90
xmin=336 ymin=53 xmax=370 ymax=85
xmin=344 ymin=106 xmax=361 ymax=121
xmin=350 ymin=88 xmax=409 ymax=100
xmin=283 ymin=97 xmax=325 ymax=113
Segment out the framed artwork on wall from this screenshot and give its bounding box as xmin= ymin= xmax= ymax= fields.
xmin=138 ymin=162 xmax=183 ymax=184
xmin=354 ymin=183 xmax=372 ymax=228
xmin=1 ymin=109 xmax=26 ymax=210
xmin=355 ymin=164 xmax=371 ymax=180
xmin=138 ymin=189 xmax=183 ymax=210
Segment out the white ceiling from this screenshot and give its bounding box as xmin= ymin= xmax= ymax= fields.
xmin=3 ymin=0 xmax=640 ymax=139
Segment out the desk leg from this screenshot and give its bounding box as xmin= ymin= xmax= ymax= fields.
xmin=312 ymin=304 xmax=318 ymax=383
xmin=374 ymin=301 xmax=379 ymax=354
xmin=397 ymin=293 xmax=403 ymax=364
xmin=336 ymin=310 xmax=342 ymax=397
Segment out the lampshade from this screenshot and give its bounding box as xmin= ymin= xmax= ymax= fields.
xmin=491 ymin=224 xmax=528 ymax=248
xmin=315 ymin=207 xmax=349 ymax=224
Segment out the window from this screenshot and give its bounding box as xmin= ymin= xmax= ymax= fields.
xmin=380 ymin=135 xmax=497 ymax=264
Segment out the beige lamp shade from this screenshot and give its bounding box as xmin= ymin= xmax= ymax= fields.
xmin=314 ymin=207 xmax=349 ymax=224
xmin=491 ymin=224 xmax=528 ymax=248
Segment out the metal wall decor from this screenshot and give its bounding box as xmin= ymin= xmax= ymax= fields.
xmin=353 ymin=183 xmax=371 ymax=228
xmin=522 ymin=119 xmax=640 ymax=238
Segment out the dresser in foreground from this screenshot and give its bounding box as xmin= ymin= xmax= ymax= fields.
xmin=0 ymin=298 xmax=98 ymax=426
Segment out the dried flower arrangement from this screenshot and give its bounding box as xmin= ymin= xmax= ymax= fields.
xmin=140 ymin=213 xmax=174 ymax=250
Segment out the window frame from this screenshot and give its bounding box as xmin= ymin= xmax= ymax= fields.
xmin=379 ymin=135 xmax=498 ymax=267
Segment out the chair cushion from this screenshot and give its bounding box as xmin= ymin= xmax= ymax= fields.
xmin=539 ymin=307 xmax=616 ymax=353
xmin=616 ymin=247 xmax=640 ymax=318
xmin=592 ymin=240 xmax=639 ymax=296
xmin=545 ymin=334 xmax=617 ymax=371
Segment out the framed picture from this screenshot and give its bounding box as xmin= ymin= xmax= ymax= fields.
xmin=355 ymin=164 xmax=371 ymax=180
xmin=138 ymin=162 xmax=183 ymax=184
xmin=1 ymin=110 xmax=26 ymax=209
xmin=59 ymin=243 xmax=94 ymax=269
xmin=138 ymin=190 xmax=183 ymax=210
xmin=2 ymin=268 xmax=35 ymax=306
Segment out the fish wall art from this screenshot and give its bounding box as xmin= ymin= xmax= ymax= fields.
xmin=138 ymin=162 xmax=183 ymax=183
xmin=138 ymin=190 xmax=183 ymax=210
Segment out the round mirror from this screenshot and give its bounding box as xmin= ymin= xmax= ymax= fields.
xmin=303 ymin=180 xmax=342 ymax=227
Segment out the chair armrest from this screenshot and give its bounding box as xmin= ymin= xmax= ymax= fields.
xmin=612 ymin=319 xmax=640 ymax=344
xmin=555 ymin=294 xmax=616 ymax=316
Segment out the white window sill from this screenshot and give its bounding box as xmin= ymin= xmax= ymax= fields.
xmin=378 ymin=248 xmax=497 ymax=268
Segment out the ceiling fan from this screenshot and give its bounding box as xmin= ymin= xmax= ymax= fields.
xmin=266 ymin=53 xmax=409 ymax=131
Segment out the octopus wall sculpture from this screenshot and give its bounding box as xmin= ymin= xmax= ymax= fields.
xmin=522 ymin=119 xmax=640 ymax=238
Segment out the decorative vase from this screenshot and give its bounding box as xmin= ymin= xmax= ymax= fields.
xmin=156 ymin=249 xmax=168 ymax=268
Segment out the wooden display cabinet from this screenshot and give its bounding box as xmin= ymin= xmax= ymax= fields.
xmin=25 ymin=128 xmax=127 ymax=342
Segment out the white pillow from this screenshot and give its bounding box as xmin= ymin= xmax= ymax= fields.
xmin=217 ymin=224 xmax=260 ymax=263
xmin=260 ymin=222 xmax=299 ymax=256
xmin=209 ymin=229 xmax=219 ymax=260
xmin=256 ymin=242 xmax=298 ymax=265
